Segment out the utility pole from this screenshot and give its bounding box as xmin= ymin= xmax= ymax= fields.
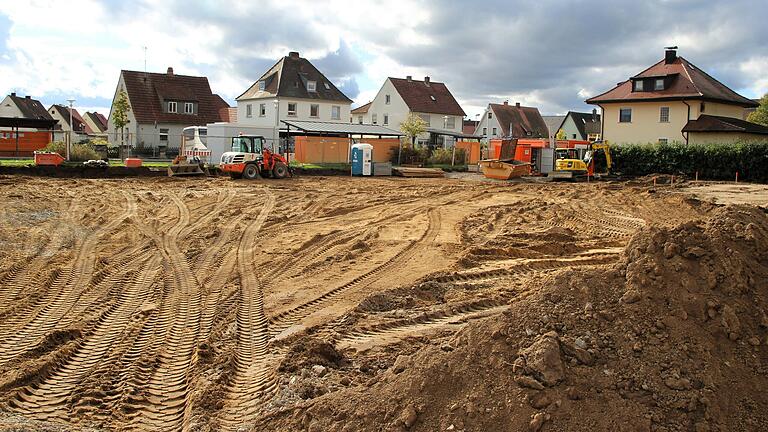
xmin=67 ymin=98 xmax=76 ymax=161
xmin=143 ymin=46 xmax=148 ymax=73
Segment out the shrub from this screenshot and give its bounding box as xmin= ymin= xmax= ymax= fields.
xmin=43 ymin=141 xmax=102 ymax=162
xmin=426 ymin=147 xmax=466 ymax=165
xmin=390 ymin=146 xmax=428 ymax=165
xmin=611 ymin=142 xmax=768 ymax=182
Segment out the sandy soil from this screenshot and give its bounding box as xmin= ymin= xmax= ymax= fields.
xmin=0 ymin=175 xmax=762 ymax=431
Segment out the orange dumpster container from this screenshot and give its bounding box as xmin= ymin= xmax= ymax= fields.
xmin=125 ymin=158 xmax=143 ymax=168
xmin=33 ymin=151 xmax=65 ymax=166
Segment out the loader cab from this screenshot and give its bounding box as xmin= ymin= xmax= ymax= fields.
xmin=231 ymin=136 xmax=265 ymax=154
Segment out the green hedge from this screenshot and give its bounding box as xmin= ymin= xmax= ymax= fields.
xmin=612 ymin=142 xmax=768 ymax=182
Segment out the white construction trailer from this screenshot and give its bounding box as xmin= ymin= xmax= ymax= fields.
xmin=205 ymin=122 xmax=277 ymax=166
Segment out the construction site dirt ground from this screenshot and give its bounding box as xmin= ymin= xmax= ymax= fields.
xmin=0 ymin=175 xmax=766 ymax=432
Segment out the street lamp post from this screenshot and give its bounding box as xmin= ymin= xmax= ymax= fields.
xmin=66 ymin=98 xmax=75 ymax=161
xmin=273 ymin=99 xmax=279 ymax=153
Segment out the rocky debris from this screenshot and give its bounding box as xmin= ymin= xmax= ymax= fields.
xmin=529 ymin=392 xmax=552 ymax=409
xmin=515 ymin=375 xmax=545 ymax=390
xmin=529 ymin=412 xmax=550 ymax=431
xmin=519 ymin=331 xmax=565 ymax=387
xmin=311 ymin=365 xmax=327 ymax=377
xmin=399 ymin=404 xmax=418 ymax=428
xmin=392 ymin=355 xmax=410 ymax=374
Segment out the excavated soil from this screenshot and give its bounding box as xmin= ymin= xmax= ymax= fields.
xmin=0 ymin=175 xmax=765 ymax=432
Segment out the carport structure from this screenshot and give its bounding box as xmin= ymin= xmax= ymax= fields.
xmin=0 ymin=117 xmax=58 ymax=157
xmin=280 ymin=120 xmax=403 ymax=164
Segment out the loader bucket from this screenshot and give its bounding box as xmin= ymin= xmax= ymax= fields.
xmin=167 ymin=162 xmax=207 ymax=177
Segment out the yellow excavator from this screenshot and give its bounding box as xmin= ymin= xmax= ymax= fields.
xmin=550 ymin=142 xmax=612 ymax=180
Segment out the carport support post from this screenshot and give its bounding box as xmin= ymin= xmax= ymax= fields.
xmin=397 ymin=137 xmax=402 ymax=166
xmin=14 ymin=125 xmax=19 ymax=157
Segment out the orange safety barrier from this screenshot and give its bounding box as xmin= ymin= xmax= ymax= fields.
xmin=125 ymin=158 xmax=143 ymax=168
xmin=455 ymin=141 xmax=481 ymax=164
xmin=0 ymin=130 xmax=52 ymax=156
xmin=293 ymin=136 xmax=400 ymax=164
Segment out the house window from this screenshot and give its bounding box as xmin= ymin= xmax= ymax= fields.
xmin=310 ymin=104 xmax=319 ymax=118
xmin=184 ymin=102 xmax=194 ymax=114
xmin=385 ymin=95 xmax=390 ymax=104
xmin=430 ymin=95 xmax=436 ymax=101
xmin=660 ymin=106 xmax=670 ymax=123
xmin=492 ymin=127 xmax=497 ymax=136
xmin=634 ymin=80 xmax=644 ymax=91
xmin=655 ymin=79 xmax=664 ymax=90
xmin=324 ymin=82 xmax=331 ymax=90
xmin=258 ymin=80 xmax=265 ymax=91
xmin=483 ymin=127 xmax=487 ymax=135
xmin=259 ymin=103 xmax=266 ymax=117
xmin=358 ymin=115 xmax=363 ymax=124
xmin=572 ymin=134 xmax=577 ymax=139
xmin=619 ymin=108 xmax=632 ymax=123
xmin=307 ymin=81 xmax=317 ymax=92
xmin=488 ymin=112 xmax=492 ymax=119
xmin=168 ymin=101 xmax=177 ymax=113
xmin=288 ymin=103 xmax=297 ymax=116
xmin=658 ymin=138 xmax=668 ymax=144
xmin=332 ymin=105 xmax=341 ymax=120
xmin=419 ymin=114 xmax=431 ymax=126
xmin=246 ymin=104 xmax=253 ymax=118
xmin=446 ymin=117 xmax=455 ymax=129
xmin=372 ymin=113 xmax=377 ymax=124
xmin=383 ymin=114 xmax=389 ymax=125
xmin=159 ymin=128 xmax=168 ymax=142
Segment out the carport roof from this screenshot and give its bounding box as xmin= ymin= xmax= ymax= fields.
xmin=281 ymin=120 xmax=402 ymax=136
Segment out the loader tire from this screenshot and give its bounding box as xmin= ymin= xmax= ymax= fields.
xmin=272 ymin=162 xmax=288 ymax=179
xmin=243 ymin=164 xmax=260 ymax=180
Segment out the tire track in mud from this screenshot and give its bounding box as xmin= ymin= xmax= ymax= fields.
xmin=7 ymin=255 xmax=162 ymax=420
xmin=0 ymin=194 xmax=138 ymax=364
xmin=128 ymin=193 xmax=203 ymax=431
xmin=219 ymin=189 xmax=276 ymax=429
xmin=268 ymin=209 xmax=443 ymax=337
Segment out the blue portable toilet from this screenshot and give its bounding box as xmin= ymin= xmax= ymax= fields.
xmin=351 ymin=143 xmax=373 ymax=176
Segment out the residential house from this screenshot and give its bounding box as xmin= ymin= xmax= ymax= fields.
xmin=557 ymin=110 xmax=601 ymax=141
xmin=351 ymin=102 xmax=371 ymax=124
xmin=541 ymin=115 xmax=565 ymax=140
xmin=365 ymin=75 xmax=466 ymax=147
xmin=586 ymin=48 xmax=759 ymax=144
xmin=236 ymin=51 xmax=352 ymax=129
xmin=474 ymin=101 xmax=549 ymax=139
xmin=82 ymin=111 xmax=109 ymax=137
xmin=463 ymin=119 xmax=479 ymax=135
xmin=0 ymin=93 xmax=54 ymax=121
xmin=107 ymin=67 xmax=230 ymax=149
xmin=48 ymin=104 xmax=92 ymax=142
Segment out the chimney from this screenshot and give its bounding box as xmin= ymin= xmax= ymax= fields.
xmin=406 ymin=75 xmax=412 ymax=82
xmin=25 ymin=95 xmax=30 ymax=99
xmin=664 ymin=46 xmax=678 ymax=64
xmin=515 ymin=102 xmax=521 ymax=107
xmin=10 ymin=92 xmax=15 ymax=97
xmin=592 ymin=108 xmax=597 ymax=121
xmin=167 ymin=67 xmax=174 ymax=76
xmin=289 ymin=51 xmax=300 ymax=59
xmin=424 ymin=76 xmax=430 ymax=86
xmin=503 ymin=100 xmax=508 ymax=105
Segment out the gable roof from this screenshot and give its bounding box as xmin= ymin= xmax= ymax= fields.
xmin=389 ymin=77 xmax=465 ymax=117
xmin=237 ymin=52 xmax=352 ymax=103
xmin=682 ymin=115 xmax=768 ymax=135
xmin=50 ymin=104 xmax=88 ymax=132
xmin=565 ymin=111 xmax=601 ymax=139
xmin=351 ymin=101 xmax=372 ymax=114
xmin=8 ymin=93 xmax=53 ymax=120
xmin=587 ymin=54 xmax=758 ymax=108
xmin=489 ymin=103 xmax=548 ymax=138
xmin=84 ymin=111 xmax=107 ymax=133
xmin=541 ymin=115 xmax=566 ymax=136
xmin=463 ymin=119 xmax=479 ymax=135
xmin=121 ymin=69 xmax=229 ymax=125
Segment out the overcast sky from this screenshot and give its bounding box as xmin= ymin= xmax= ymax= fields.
xmin=1 ymin=0 xmax=766 ymax=119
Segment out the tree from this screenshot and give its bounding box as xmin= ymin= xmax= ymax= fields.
xmin=556 ymin=128 xmax=567 ymax=140
xmin=112 ymin=90 xmax=131 ymax=159
xmin=747 ymin=93 xmax=768 ymax=126
xmin=398 ymin=113 xmax=427 ymax=165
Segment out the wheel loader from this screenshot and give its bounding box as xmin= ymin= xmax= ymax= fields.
xmin=219 ymin=135 xmax=290 ymax=180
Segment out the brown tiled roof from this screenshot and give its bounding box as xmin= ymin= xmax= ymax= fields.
xmin=390 ymin=77 xmax=465 ymax=116
xmin=587 ymin=56 xmax=758 ymax=107
xmin=237 ymin=53 xmax=352 ymax=103
xmin=50 ymin=104 xmax=88 ymax=132
xmin=490 ymin=103 xmax=548 ymax=138
xmin=463 ymin=119 xmax=478 ymax=135
xmin=566 ymin=111 xmax=601 ymax=139
xmin=85 ymin=111 xmax=107 ymax=132
xmin=351 ymin=101 xmax=372 ymax=114
xmin=682 ymin=115 xmax=768 ymax=135
xmin=9 ymin=94 xmax=53 ymax=120
xmin=121 ymin=69 xmax=229 ymax=125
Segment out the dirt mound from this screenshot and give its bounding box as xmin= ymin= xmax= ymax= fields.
xmin=250 ymin=206 xmax=768 ymax=432
xmin=278 ymin=338 xmax=345 ymax=373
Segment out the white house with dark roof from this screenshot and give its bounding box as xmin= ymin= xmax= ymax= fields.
xmin=365 ymin=76 xmax=466 ymax=147
xmin=236 ymin=51 xmax=352 ymax=128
